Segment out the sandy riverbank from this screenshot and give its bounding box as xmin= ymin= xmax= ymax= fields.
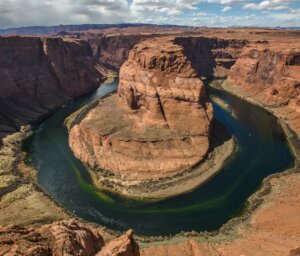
xmin=0 ymin=127 xmax=70 ymax=226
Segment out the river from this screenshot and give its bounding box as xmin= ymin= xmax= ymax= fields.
xmin=25 ymin=79 xmax=294 ymax=236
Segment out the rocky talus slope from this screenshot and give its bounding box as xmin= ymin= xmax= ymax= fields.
xmin=225 ymin=41 xmax=300 ymax=134
xmin=0 ymin=36 xmax=102 ymax=141
xmin=69 ymin=37 xmax=213 ymax=187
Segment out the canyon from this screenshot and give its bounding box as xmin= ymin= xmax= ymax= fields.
xmin=0 ymin=35 xmax=103 ymax=141
xmin=0 ymin=27 xmax=299 ymax=255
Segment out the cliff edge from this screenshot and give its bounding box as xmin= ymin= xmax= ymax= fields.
xmin=0 ymin=36 xmax=103 ymax=141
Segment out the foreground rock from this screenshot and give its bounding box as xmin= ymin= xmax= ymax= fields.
xmin=97 ymin=230 xmax=139 ymax=256
xmin=69 ymin=37 xmax=215 ymax=196
xmin=0 ymin=219 xmax=137 ymax=256
xmin=0 ymin=36 xmax=102 ymax=141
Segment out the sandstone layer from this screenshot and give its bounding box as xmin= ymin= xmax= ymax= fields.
xmin=225 ymin=40 xmax=300 ymax=134
xmin=0 ymin=36 xmax=103 ymax=141
xmin=69 ymin=37 xmax=214 ymax=193
xmin=174 ymin=37 xmax=246 ymax=78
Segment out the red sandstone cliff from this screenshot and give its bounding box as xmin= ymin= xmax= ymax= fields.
xmin=174 ymin=37 xmax=247 ymax=78
xmin=0 ymin=36 xmax=102 ymax=140
xmin=94 ymin=34 xmax=152 ymax=68
xmin=72 ymin=32 xmax=246 ymax=73
xmin=226 ymin=41 xmax=300 ymax=134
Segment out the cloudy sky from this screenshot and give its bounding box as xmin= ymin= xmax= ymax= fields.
xmin=0 ymin=0 xmax=299 ymax=28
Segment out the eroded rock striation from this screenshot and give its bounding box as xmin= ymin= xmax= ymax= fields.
xmin=69 ymin=37 xmax=213 ymax=188
xmin=94 ymin=34 xmax=152 ymax=69
xmin=0 ymin=219 xmax=137 ymax=256
xmin=96 ymin=230 xmax=139 ymax=256
xmin=174 ymin=37 xmax=247 ymax=78
xmin=0 ymin=36 xmax=102 ymax=141
xmin=225 ymin=41 xmax=300 ymax=134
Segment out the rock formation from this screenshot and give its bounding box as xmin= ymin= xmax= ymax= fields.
xmin=69 ymin=37 xmax=213 ymax=188
xmin=290 ymin=247 xmax=300 ymax=256
xmin=0 ymin=36 xmax=102 ymax=141
xmin=225 ymin=41 xmax=300 ymax=133
xmin=0 ymin=219 xmax=137 ymax=256
xmin=96 ymin=230 xmax=139 ymax=256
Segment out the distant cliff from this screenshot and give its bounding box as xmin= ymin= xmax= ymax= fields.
xmin=0 ymin=36 xmax=103 ymax=140
xmin=0 ymin=24 xmax=156 ymax=35
xmin=226 ymin=41 xmax=300 ymax=134
xmin=174 ymin=37 xmax=247 ymax=78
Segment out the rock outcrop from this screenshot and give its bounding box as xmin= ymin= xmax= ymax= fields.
xmin=69 ymin=37 xmax=213 ymax=191
xmin=226 ymin=41 xmax=300 ymax=134
xmin=0 ymin=219 xmax=137 ymax=256
xmin=97 ymin=230 xmax=139 ymax=256
xmin=0 ymin=36 xmax=102 ymax=141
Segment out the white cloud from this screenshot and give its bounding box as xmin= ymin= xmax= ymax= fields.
xmin=216 ymin=0 xmax=245 ymax=3
xmin=131 ymin=0 xmax=198 ymax=16
xmin=0 ymin=0 xmax=298 ymax=28
xmin=290 ymin=8 xmax=300 ymax=14
xmin=193 ymin=12 xmax=208 ymax=16
xmin=243 ymin=0 xmax=292 ymax=10
xmin=221 ymin=6 xmax=232 ymax=11
xmin=0 ymin=0 xmax=130 ymax=28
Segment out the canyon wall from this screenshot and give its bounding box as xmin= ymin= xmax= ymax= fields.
xmin=94 ymin=34 xmax=152 ymax=68
xmin=82 ymin=34 xmax=246 ymax=72
xmin=55 ymin=32 xmax=150 ymax=68
xmin=69 ymin=37 xmax=213 ymax=187
xmin=0 ymin=36 xmax=102 ymax=140
xmin=174 ymin=37 xmax=247 ymax=78
xmin=226 ymin=41 xmax=300 ymax=134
